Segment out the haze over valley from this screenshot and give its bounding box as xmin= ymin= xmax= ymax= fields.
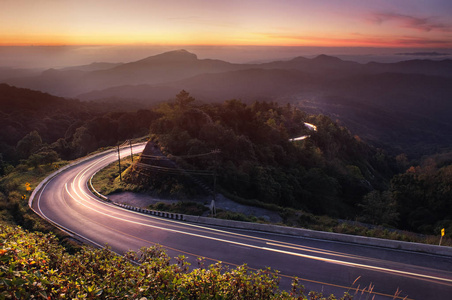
xmin=2 ymin=1 xmax=452 ymax=298
xmin=2 ymin=48 xmax=451 ymax=157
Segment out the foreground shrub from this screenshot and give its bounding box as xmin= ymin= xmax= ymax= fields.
xmin=0 ymin=224 xmax=312 ymax=299
xmin=4 ymin=224 xmax=395 ymax=299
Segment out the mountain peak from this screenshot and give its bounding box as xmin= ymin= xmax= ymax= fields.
xmin=312 ymin=54 xmax=343 ymax=63
xmin=140 ymin=49 xmax=198 ymax=63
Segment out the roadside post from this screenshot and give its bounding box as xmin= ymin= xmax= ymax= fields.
xmin=439 ymin=228 xmax=445 ymax=246
xmin=210 ymin=199 xmax=216 ymax=216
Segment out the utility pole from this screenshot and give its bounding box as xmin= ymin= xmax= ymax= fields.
xmin=129 ymin=140 xmax=133 ymax=162
xmin=211 ymin=151 xmax=218 ymax=217
xmin=117 ymin=144 xmax=122 ymax=182
xmin=213 ymin=168 xmax=217 ymax=202
xmin=212 ymin=149 xmax=220 ymax=203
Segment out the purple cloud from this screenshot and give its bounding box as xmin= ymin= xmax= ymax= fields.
xmin=368 ymin=12 xmax=452 ymax=33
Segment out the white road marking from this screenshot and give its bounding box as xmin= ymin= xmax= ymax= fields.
xmin=34 ymin=144 xmax=452 ymax=294
xmin=63 ymin=183 xmax=452 ymax=286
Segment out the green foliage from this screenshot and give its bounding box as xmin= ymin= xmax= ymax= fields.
xmin=390 ymin=157 xmax=452 ymax=235
xmin=27 ymin=150 xmax=59 ymax=168
xmin=150 ymin=201 xmax=208 ymax=216
xmin=0 ymin=84 xmax=159 ymax=165
xmin=2 ymin=223 xmax=367 ymax=299
xmin=15 ymin=131 xmax=42 ymax=159
xmin=143 ymin=92 xmax=395 ymax=219
xmin=0 ymin=161 xmax=66 ymax=230
xmin=358 ymin=190 xmax=399 ymax=226
xmin=215 ymin=211 xmax=259 ymax=223
xmin=91 ymin=155 xmax=140 ymax=195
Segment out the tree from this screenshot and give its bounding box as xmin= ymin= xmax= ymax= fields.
xmin=358 ymin=190 xmax=399 ymax=226
xmin=71 ymin=126 xmax=96 ymax=157
xmin=175 ymin=90 xmax=195 ymax=109
xmin=16 ymin=131 xmax=42 ymax=159
xmin=28 ymin=150 xmax=59 ymax=168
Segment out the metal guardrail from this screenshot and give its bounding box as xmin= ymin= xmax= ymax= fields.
xmin=113 ymin=203 xmax=185 ymax=221
xmin=32 ymin=142 xmax=452 ymax=258
xmin=86 ymin=145 xmax=185 ymax=222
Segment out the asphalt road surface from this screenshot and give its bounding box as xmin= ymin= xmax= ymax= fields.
xmin=31 ymin=145 xmax=452 ymax=299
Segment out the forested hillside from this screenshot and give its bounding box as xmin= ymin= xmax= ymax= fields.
xmin=5 ymin=50 xmax=452 ymax=158
xmin=0 ymin=84 xmax=157 ymax=175
xmin=390 ymin=154 xmax=452 ymax=234
xmin=126 ymin=91 xmax=397 ymax=219
xmin=125 ymin=91 xmax=451 ymax=236
xmin=1 ymin=85 xmax=450 ymax=239
xmin=1 ymin=86 xmax=430 ymax=299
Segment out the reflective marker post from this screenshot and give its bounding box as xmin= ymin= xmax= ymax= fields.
xmin=439 ymin=228 xmax=445 ymax=246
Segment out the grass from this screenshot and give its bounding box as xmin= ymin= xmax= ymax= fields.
xmin=90 ymin=154 xmax=141 ymax=196
xmin=279 ymin=207 xmax=452 ymax=247
xmin=149 ymin=201 xmax=208 ymax=216
xmin=0 ymin=160 xmax=86 ymax=253
xmin=90 ymin=155 xmax=452 ymax=247
xmin=0 ymin=161 xmax=70 ymax=223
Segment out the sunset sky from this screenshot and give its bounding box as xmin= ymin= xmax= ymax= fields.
xmin=1 ymin=0 xmax=452 ymax=48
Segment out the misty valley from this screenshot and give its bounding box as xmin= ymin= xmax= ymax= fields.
xmin=1 ymin=49 xmax=452 ymax=237
xmin=1 ymin=49 xmax=452 ymax=299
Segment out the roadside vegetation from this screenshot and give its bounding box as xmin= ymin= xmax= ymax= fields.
xmin=1 ymin=85 xmax=451 ymax=297
xmin=93 ymin=154 xmax=452 ymax=247
xmin=90 ymin=155 xmax=141 ymax=196
xmin=122 ymin=91 xmax=451 ymax=243
xmin=2 ymin=84 xmax=450 ymax=240
xmin=2 ymin=223 xmax=396 ymax=299
xmin=0 ymin=159 xmax=66 ymax=232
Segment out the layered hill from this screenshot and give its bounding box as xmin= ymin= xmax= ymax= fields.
xmin=4 ymin=50 xmax=246 ymax=97
xmin=2 ymin=49 xmax=452 ymax=156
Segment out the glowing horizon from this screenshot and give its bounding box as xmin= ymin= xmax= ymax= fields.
xmin=1 ymin=0 xmax=451 ymax=49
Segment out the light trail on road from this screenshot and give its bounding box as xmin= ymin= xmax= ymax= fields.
xmin=31 ymin=145 xmax=452 ymax=299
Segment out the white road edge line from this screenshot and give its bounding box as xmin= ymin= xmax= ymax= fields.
xmin=63 ymin=183 xmax=452 ymax=286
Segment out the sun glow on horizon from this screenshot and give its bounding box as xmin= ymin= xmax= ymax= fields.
xmin=1 ymin=1 xmax=451 ymax=49
xmin=1 ymin=34 xmax=449 ymax=49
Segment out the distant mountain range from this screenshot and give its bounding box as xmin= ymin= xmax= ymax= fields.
xmin=4 ymin=49 xmax=452 ymax=99
xmin=2 ymin=49 xmax=452 ymax=157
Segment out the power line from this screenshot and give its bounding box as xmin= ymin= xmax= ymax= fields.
xmin=135 ymin=162 xmax=213 ymax=176
xmin=173 ymin=149 xmax=221 ymax=159
xmin=140 ymin=149 xmax=221 ymax=160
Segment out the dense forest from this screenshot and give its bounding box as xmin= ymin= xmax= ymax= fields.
xmin=127 ymin=91 xmax=395 ymax=218
xmin=0 ymin=85 xmax=451 ymax=238
xmin=7 ymin=50 xmax=452 ymax=159
xmin=0 ymin=84 xmax=451 ymax=299
xmin=125 ymin=91 xmax=451 ymax=235
xmin=0 ymin=84 xmax=157 ymax=175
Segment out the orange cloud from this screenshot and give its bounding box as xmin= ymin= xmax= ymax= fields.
xmin=260 ymin=32 xmax=452 ymax=48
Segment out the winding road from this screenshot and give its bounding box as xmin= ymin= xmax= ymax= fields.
xmin=30 ymin=145 xmax=452 ymax=299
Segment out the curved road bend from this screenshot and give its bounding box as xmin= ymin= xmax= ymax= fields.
xmin=31 ymin=145 xmax=452 ymax=299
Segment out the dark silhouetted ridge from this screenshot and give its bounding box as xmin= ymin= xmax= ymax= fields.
xmin=312 ymin=54 xmax=344 ymax=63
xmin=136 ymin=49 xmax=198 ymax=64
